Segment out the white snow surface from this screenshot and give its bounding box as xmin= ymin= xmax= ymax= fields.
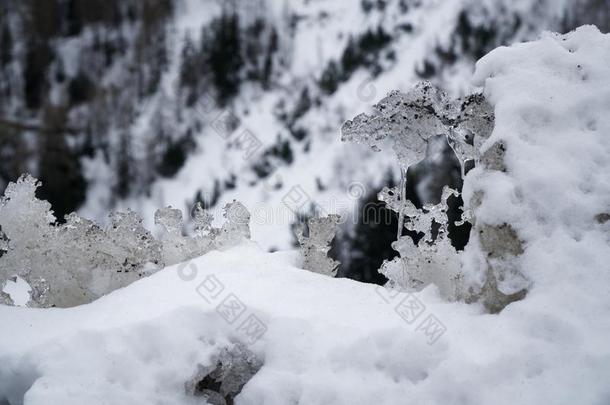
xmin=2 ymin=26 xmax=610 ymax=405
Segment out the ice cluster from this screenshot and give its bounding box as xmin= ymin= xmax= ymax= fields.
xmin=342 ymin=82 xmax=525 ymax=310
xmin=154 ymin=200 xmax=250 ymax=266
xmin=378 ymin=186 xmax=466 ymax=300
xmin=0 ymin=175 xmax=251 ymax=308
xmin=295 ymin=214 xmax=341 ymax=277
xmin=341 ymin=82 xmax=494 ymax=174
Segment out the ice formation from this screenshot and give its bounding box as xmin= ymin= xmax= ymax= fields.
xmin=193 ymin=202 xmax=214 ymax=236
xmin=378 ymin=186 xmax=466 ymax=300
xmin=213 ymin=200 xmax=252 ymax=250
xmin=0 ymin=176 xmax=252 ymax=308
xmin=341 ymin=82 xmax=523 ymax=309
xmin=341 ymin=82 xmax=494 ymax=174
xmin=295 ymin=214 xmax=341 ymax=277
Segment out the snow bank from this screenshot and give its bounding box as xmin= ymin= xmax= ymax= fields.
xmin=467 ymin=25 xmax=610 ymax=298
xmin=1 ymin=26 xmax=610 ymax=405
xmin=0 ymin=243 xmax=464 ymax=404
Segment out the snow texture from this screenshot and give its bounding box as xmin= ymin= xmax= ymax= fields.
xmin=0 ymin=177 xmax=252 ymax=308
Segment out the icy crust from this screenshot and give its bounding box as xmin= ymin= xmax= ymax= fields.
xmin=0 ymin=176 xmax=251 ymax=308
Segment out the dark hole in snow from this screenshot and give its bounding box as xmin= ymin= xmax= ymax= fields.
xmin=186 ymin=343 xmax=263 ymax=405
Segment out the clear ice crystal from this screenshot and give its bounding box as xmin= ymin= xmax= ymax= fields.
xmin=295 ymin=214 xmax=340 ymax=277
xmin=193 ymin=202 xmax=214 ymax=236
xmin=155 ymin=201 xmax=252 ymax=266
xmin=341 ymin=82 xmax=495 ymax=301
xmin=380 ymin=232 xmax=464 ymax=301
xmin=380 ymin=185 xmax=459 ymax=243
xmin=107 ymin=209 xmax=163 ymax=272
xmin=26 ymin=277 xmax=51 ymax=308
xmin=155 ymin=206 xmax=184 ymax=237
xmin=378 ymin=186 xmax=465 ymax=300
xmin=155 ymin=206 xmax=188 ymax=265
xmin=214 ymin=200 xmax=252 ymax=250
xmin=343 ymin=82 xmax=525 ymax=311
xmin=341 ymin=81 xmax=494 ymax=173
xmin=449 ymin=94 xmax=495 ymax=175
xmin=0 ymin=175 xmax=252 ymax=308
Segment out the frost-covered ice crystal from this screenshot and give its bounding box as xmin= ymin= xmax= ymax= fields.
xmin=108 ymin=209 xmax=163 ymax=272
xmin=214 ymin=200 xmax=251 ymax=250
xmin=341 ymin=81 xmax=494 ymax=174
xmin=342 ymin=82 xmax=496 ymax=302
xmin=155 ymin=201 xmax=252 ymax=266
xmin=155 ymin=206 xmax=188 ymax=265
xmin=448 ymin=93 xmax=495 ymax=175
xmin=379 ymin=186 xmax=465 ymax=300
xmin=155 ymin=206 xmax=183 ymax=236
xmin=296 ymin=214 xmax=341 ymax=277
xmin=0 ymin=175 xmax=252 ymax=308
xmin=193 ymin=202 xmax=214 ymax=236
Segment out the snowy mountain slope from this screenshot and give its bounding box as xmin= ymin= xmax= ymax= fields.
xmin=1 ymin=0 xmax=604 ymax=273
xmin=78 ymin=0 xmax=590 ymax=252
xmin=2 ymin=25 xmax=610 ymax=405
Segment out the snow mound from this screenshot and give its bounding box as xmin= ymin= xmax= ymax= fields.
xmin=472 ymin=25 xmax=610 ymax=240
xmin=1 ymin=26 xmax=610 ymax=405
xmin=465 ymin=25 xmax=610 ymax=292
xmin=0 ymin=244 xmax=458 ymax=405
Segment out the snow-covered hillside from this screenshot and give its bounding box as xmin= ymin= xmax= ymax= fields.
xmin=1 ymin=0 xmax=604 ymax=267
xmin=92 ymin=0 xmax=575 ymax=252
xmin=1 ymin=25 xmax=610 ymax=405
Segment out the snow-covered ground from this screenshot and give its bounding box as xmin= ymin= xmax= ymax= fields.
xmin=1 ymin=234 xmax=608 ymax=404
xmin=1 ymin=21 xmax=610 ymax=405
